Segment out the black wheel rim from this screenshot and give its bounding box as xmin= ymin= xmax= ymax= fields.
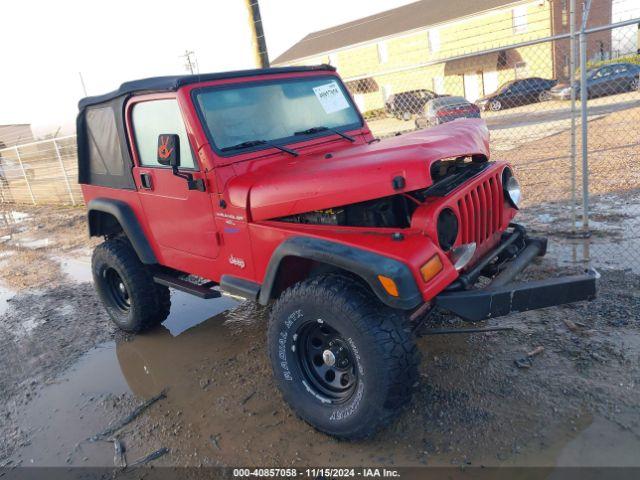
xmin=104 ymin=267 xmax=130 ymax=313
xmin=296 ymin=321 xmax=358 ymax=402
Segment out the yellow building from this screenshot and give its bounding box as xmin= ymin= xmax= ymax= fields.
xmin=273 ymin=0 xmax=563 ymax=113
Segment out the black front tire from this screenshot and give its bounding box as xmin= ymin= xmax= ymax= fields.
xmin=92 ymin=238 xmax=170 ymax=333
xmin=267 ymin=274 xmax=419 ymax=439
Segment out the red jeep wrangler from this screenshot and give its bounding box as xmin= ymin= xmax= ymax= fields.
xmin=78 ymin=65 xmax=597 ymax=439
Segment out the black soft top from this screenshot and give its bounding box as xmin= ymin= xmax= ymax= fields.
xmin=78 ymin=65 xmax=336 ymax=110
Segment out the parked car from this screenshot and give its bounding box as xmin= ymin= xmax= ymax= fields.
xmin=415 ymin=96 xmax=481 ymax=129
xmin=476 ymin=77 xmax=558 ymax=111
xmin=385 ymin=89 xmax=440 ymax=120
xmin=79 ymin=65 xmax=597 ymax=440
xmin=549 ymin=63 xmax=640 ymax=100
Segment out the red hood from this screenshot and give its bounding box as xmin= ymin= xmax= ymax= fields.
xmin=227 ymin=118 xmax=490 ymax=221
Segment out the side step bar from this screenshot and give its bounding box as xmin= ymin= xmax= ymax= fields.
xmin=153 ymin=272 xmax=221 ymax=299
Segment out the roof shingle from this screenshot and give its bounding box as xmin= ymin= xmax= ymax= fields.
xmin=273 ymin=0 xmax=520 ymax=64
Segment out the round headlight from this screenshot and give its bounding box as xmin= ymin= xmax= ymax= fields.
xmin=437 ymin=208 xmax=458 ymax=252
xmin=502 ymin=168 xmax=522 ymax=209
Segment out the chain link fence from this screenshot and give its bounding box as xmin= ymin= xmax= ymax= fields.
xmin=337 ymin=5 xmax=639 ymax=273
xmin=0 ymin=135 xmax=81 ymax=205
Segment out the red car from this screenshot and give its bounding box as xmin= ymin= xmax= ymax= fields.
xmin=78 ymin=65 xmax=597 ymax=439
xmin=415 ymin=96 xmax=481 ymax=129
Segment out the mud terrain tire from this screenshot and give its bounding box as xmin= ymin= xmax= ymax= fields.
xmin=268 ymin=274 xmax=419 ymax=439
xmin=92 ymin=238 xmax=170 ymax=333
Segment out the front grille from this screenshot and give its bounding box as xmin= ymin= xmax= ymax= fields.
xmin=457 ymin=172 xmax=504 ymax=246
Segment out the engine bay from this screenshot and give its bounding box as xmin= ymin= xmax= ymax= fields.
xmin=276 ymin=157 xmax=491 ymax=229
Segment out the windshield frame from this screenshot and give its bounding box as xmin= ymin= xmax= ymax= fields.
xmin=191 ymin=74 xmax=364 ymax=158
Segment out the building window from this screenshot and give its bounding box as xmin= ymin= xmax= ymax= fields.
xmin=432 ymin=76 xmax=445 ymax=94
xmin=561 ymin=0 xmax=568 ymax=26
xmin=428 ymin=29 xmax=440 ymax=53
xmin=381 ymin=84 xmax=393 ymax=102
xmin=377 ymin=41 xmax=389 ymax=64
xmin=328 ymin=53 xmax=338 ymax=68
xmin=514 ymin=61 xmax=528 ymax=78
xmin=512 ymin=5 xmax=528 ymax=34
xmin=345 ymin=78 xmax=379 ymax=94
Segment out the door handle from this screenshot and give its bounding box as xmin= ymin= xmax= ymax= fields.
xmin=140 ymin=173 xmax=153 ymax=190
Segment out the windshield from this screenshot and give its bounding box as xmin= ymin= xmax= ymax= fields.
xmin=193 ymin=75 xmax=362 ymax=154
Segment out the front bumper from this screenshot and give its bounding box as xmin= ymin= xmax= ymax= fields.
xmin=434 ymin=225 xmax=598 ymax=321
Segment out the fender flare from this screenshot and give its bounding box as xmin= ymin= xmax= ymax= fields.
xmin=87 ymin=198 xmax=157 ymax=264
xmin=258 ymin=236 xmax=422 ymax=310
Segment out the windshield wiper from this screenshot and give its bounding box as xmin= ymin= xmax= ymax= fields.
xmin=294 ymin=126 xmax=355 ymax=142
xmin=220 ymin=139 xmax=298 ymax=156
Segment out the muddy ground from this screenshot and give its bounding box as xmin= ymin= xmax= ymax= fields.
xmin=1 ymin=203 xmax=639 ymax=472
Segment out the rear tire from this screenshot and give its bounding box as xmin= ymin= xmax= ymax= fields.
xmin=267 ymin=274 xmax=419 ymax=439
xmin=92 ymin=238 xmax=170 ymax=333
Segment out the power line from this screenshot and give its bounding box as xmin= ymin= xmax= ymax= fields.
xmin=180 ymin=50 xmax=199 ymax=74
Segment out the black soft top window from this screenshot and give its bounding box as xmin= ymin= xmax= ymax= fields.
xmin=77 ymin=96 xmax=136 ymax=189
xmin=85 ymin=106 xmax=124 ymax=176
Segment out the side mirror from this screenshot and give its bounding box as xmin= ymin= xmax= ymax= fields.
xmin=156 ymin=133 xmax=205 ymax=192
xmin=157 ymin=134 xmax=180 ymax=167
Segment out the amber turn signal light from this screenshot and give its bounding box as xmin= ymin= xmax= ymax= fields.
xmin=420 ymin=255 xmax=443 ymax=282
xmin=377 ymin=275 xmax=399 ymax=297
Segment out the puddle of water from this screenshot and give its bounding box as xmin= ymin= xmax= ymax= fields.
xmin=15 ymin=237 xmax=51 ymax=249
xmin=12 ymin=342 xmax=132 ymax=467
xmin=522 ymin=191 xmax=640 ymax=273
xmin=163 ymin=292 xmax=238 ymax=336
xmin=0 ymin=211 xmax=30 ymax=225
xmin=0 ymin=282 xmax=15 ymax=316
xmin=10 ymin=298 xmax=253 ymax=467
xmin=503 ymin=414 xmax=640 ymax=469
xmin=54 ymin=255 xmax=93 ymax=284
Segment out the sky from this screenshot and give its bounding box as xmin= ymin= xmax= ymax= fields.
xmin=0 ymin=0 xmax=415 ymax=137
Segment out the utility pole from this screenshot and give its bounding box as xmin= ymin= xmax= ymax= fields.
xmin=181 ymin=50 xmax=199 ymax=74
xmin=245 ymin=0 xmax=269 ymax=68
xmin=569 ymin=0 xmax=577 ymax=232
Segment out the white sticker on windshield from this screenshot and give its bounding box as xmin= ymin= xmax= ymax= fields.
xmin=313 ymin=81 xmax=350 ymax=114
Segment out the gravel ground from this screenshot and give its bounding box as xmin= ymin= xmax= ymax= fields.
xmin=1 ymin=198 xmax=639 ymax=469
